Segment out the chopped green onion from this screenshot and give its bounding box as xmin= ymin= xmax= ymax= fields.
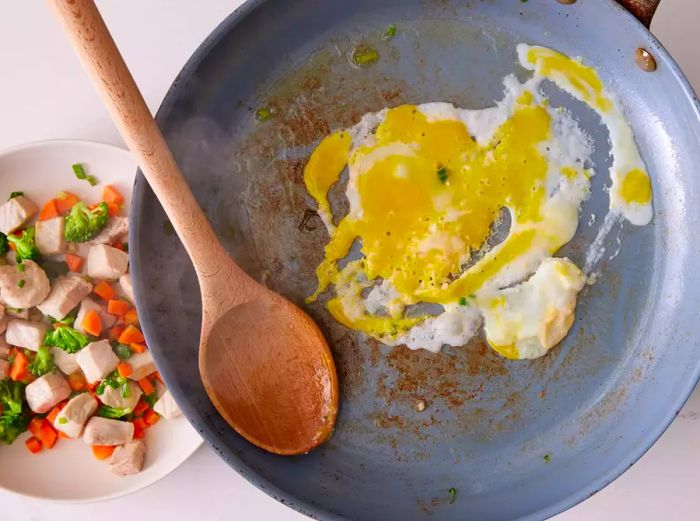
xmin=17 ymin=263 xmax=25 ymax=273
xmin=72 ymin=163 xmax=98 ymax=186
xmin=144 ymin=391 xmax=158 ymax=408
xmin=58 ymin=416 xmax=68 ymax=425
xmin=120 ymin=381 xmax=130 ymax=398
xmin=8 ymin=192 xmax=23 ymax=199
xmin=254 ymin=106 xmax=272 ymax=122
xmin=17 ymin=279 xmax=25 ymax=288
xmin=382 ymin=24 xmax=396 ymax=40
xmin=352 ymin=46 xmax=379 ymax=67
xmin=448 ymin=487 xmax=456 ymax=504
xmin=458 ymin=297 xmax=467 ymax=306
xmin=86 ymin=175 xmax=98 ymax=186
xmin=544 ymin=454 xmax=551 ymax=463
xmin=115 ymin=343 xmax=132 ymax=359
xmin=437 ymin=167 xmax=448 ymax=184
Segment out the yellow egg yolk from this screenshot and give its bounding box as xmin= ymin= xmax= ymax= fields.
xmin=619 ymin=168 xmax=652 ymax=204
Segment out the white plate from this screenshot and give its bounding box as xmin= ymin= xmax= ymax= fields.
xmin=0 ymin=140 xmax=202 ymax=502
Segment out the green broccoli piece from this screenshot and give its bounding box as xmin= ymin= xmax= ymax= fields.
xmin=96 ymin=370 xmax=129 ymax=398
xmin=28 ymin=346 xmax=54 ymax=376
xmin=7 ymin=227 xmax=39 ymax=262
xmin=0 ymin=233 xmax=8 ymax=255
xmin=64 ymin=201 xmax=109 ymax=243
xmin=96 ymin=405 xmax=132 ymax=419
xmin=44 ymin=325 xmax=90 ymax=354
xmin=0 ymin=378 xmax=29 ymax=445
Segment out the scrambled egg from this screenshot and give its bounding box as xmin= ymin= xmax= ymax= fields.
xmin=303 ymin=44 xmax=652 ymax=359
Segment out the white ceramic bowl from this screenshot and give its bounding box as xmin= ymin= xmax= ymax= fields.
xmin=0 ymin=139 xmax=201 ymax=502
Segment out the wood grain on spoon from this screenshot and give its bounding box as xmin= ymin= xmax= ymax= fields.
xmin=48 ymin=0 xmax=338 ymax=455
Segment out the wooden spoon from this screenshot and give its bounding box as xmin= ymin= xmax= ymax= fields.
xmin=49 ymin=0 xmax=338 ymax=455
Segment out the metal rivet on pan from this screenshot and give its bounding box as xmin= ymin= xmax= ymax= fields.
xmin=635 ymin=48 xmax=657 ymax=72
xmin=556 ymin=0 xmax=577 ymax=4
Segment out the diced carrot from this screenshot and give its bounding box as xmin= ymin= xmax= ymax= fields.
xmin=107 ymin=202 xmax=120 ymax=217
xmin=46 ymin=401 xmax=67 ymax=424
xmin=93 ymin=281 xmax=116 ymax=301
xmin=129 ymin=343 xmax=146 ymax=354
xmin=87 ymin=381 xmax=99 ymax=392
xmin=82 ymin=310 xmax=102 ymax=337
xmin=112 ymin=239 xmax=125 ymax=251
xmin=109 ymin=325 xmax=125 ymax=341
xmin=37 ymin=422 xmax=58 ymax=449
xmin=9 ymin=351 xmax=28 ymax=381
xmin=107 ymin=299 xmax=130 ymax=316
xmin=118 ymin=325 xmax=144 ymax=344
xmin=92 ymin=445 xmax=116 ymax=460
xmin=144 ymin=409 xmax=160 ymax=426
xmin=67 ymin=372 xmax=87 ymax=392
xmin=138 ymin=378 xmax=155 ymax=396
xmin=151 ymin=371 xmax=164 ymax=384
xmin=8 ymin=347 xmax=19 ymax=357
xmin=124 ymin=309 xmax=139 ymax=326
xmin=133 ymin=399 xmax=149 ymax=417
xmin=102 ymin=185 xmax=124 ymax=206
xmin=39 ymin=199 xmax=60 ymax=221
xmin=116 ymin=362 xmax=132 ymax=378
xmin=132 ymin=417 xmax=147 ymax=439
xmin=64 ymin=253 xmax=84 ymax=273
xmin=56 ymin=191 xmax=80 ymax=214
xmin=25 ymin=436 xmax=42 ymax=454
xmin=28 ymin=417 xmax=44 ymax=437
xmin=57 ymin=431 xmax=71 ymax=439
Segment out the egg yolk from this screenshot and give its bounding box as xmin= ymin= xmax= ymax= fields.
xmin=619 ymin=168 xmax=652 ymax=204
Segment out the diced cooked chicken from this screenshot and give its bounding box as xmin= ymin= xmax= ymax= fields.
xmin=37 ymin=275 xmax=92 ymax=320
xmin=127 ymin=351 xmax=156 ymax=381
xmin=88 ymin=216 xmax=129 ymax=245
xmin=0 ymin=358 xmax=8 ymax=379
xmin=76 ymin=339 xmax=119 ymax=382
xmin=0 ymin=260 xmax=50 ymax=308
xmin=5 ymin=318 xmax=48 ymax=351
xmin=83 ymin=417 xmax=134 ymax=446
xmin=153 ymin=390 xmax=182 ymax=419
xmin=0 ymin=315 xmax=6 ymax=335
xmin=87 ymin=244 xmax=128 ymax=280
xmin=53 ymin=392 xmax=98 ymax=438
xmin=75 ymin=297 xmax=115 ymax=334
xmin=118 ymin=273 xmax=134 ymax=303
xmin=35 ymin=216 xmax=67 ymax=255
xmin=0 ymin=196 xmax=38 ymax=234
xmin=25 ymin=372 xmax=71 ymax=413
xmin=51 ymin=347 xmax=80 ymax=375
xmin=99 ymin=380 xmax=142 ymax=411
xmin=0 ymin=336 xmax=9 ymax=359
xmin=109 ymin=440 xmax=145 ymax=476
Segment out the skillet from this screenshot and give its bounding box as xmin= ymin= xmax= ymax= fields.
xmin=130 ymin=0 xmax=700 ymax=519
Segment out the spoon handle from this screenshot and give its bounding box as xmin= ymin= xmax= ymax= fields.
xmin=48 ymin=0 xmax=238 ymax=284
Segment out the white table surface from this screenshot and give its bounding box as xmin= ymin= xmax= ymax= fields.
xmin=1 ymin=1 xmax=699 ymax=520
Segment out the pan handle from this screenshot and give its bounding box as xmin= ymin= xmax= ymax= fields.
xmin=615 ymin=0 xmax=660 ymax=28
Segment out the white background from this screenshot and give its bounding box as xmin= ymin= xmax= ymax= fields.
xmin=1 ymin=1 xmax=699 ymax=520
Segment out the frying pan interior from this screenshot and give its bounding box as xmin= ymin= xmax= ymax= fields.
xmin=131 ymin=1 xmax=700 ymax=519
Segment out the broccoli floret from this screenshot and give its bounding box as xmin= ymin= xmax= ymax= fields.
xmin=96 ymin=405 xmax=132 ymax=419
xmin=44 ymin=325 xmax=90 ymax=354
xmin=0 ymin=233 xmax=7 ymax=256
xmin=28 ymin=346 xmax=54 ymax=376
xmin=0 ymin=378 xmax=29 ymax=445
xmin=64 ymin=201 xmax=109 ymax=243
xmin=7 ymin=227 xmax=39 ymax=262
xmin=96 ymin=370 xmax=129 ymax=398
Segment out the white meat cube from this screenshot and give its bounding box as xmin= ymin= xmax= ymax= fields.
xmin=5 ymin=318 xmax=48 ymax=351
xmin=51 ymin=347 xmax=80 ymax=375
xmin=88 ymin=216 xmax=129 ymax=245
xmin=0 ymin=336 xmax=10 ymax=359
xmin=127 ymin=351 xmax=156 ymax=381
xmin=37 ymin=275 xmax=93 ymax=320
xmin=0 ymin=315 xmax=6 ymax=335
xmin=25 ymin=372 xmax=71 ymax=413
xmin=153 ymin=390 xmax=182 ymax=419
xmin=75 ymin=297 xmax=115 ymax=334
xmin=54 ymin=392 xmax=98 ymax=438
xmin=0 ymin=196 xmax=38 ymax=234
xmin=83 ymin=417 xmax=134 ymax=446
xmin=109 ymin=440 xmax=145 ymax=476
xmin=35 ymin=217 xmax=67 ymax=255
xmin=0 ymin=359 xmax=8 ymax=379
xmin=99 ymin=380 xmax=142 ymax=411
xmin=87 ymin=244 xmax=128 ymax=280
xmin=0 ymin=260 xmax=51 ymax=308
xmin=76 ymin=339 xmax=119 ymax=383
xmin=118 ymin=273 xmax=134 ymax=303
